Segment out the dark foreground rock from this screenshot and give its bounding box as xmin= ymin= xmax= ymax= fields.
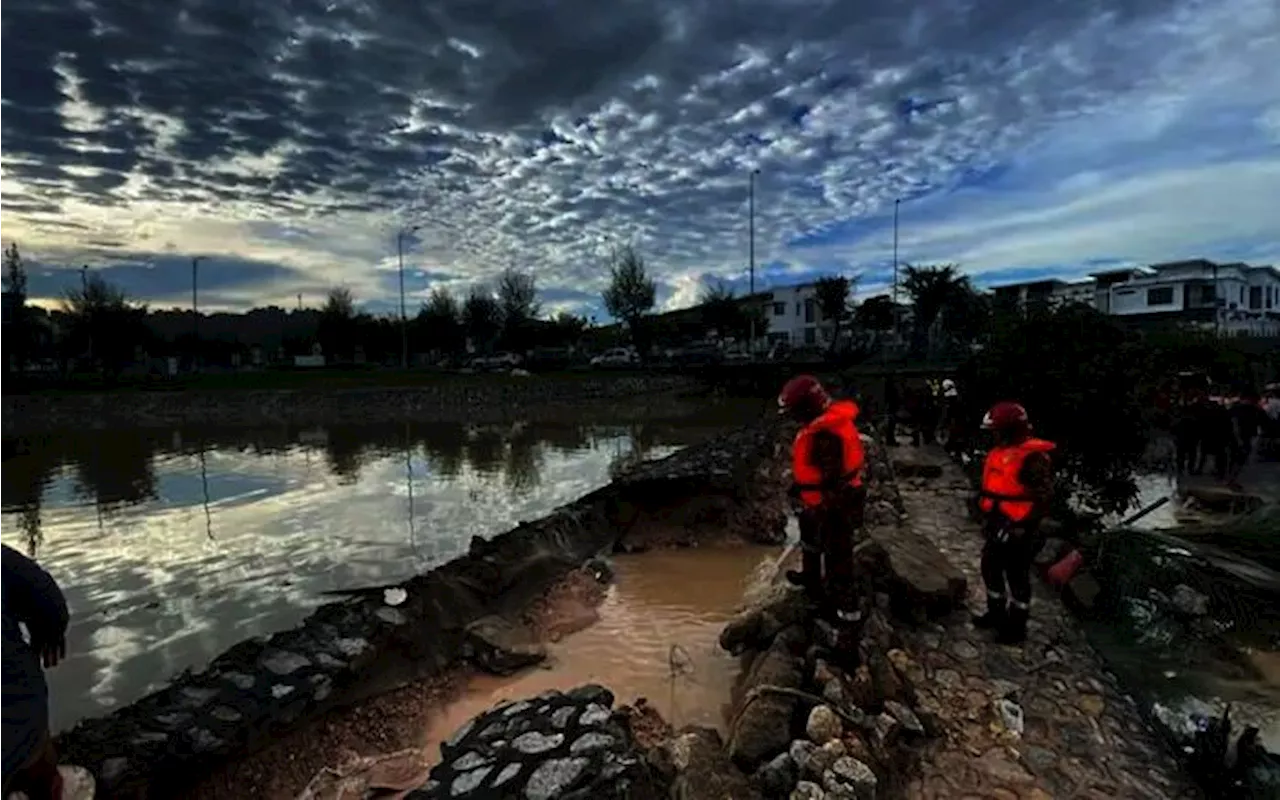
xmin=54 ymin=423 xmax=783 ymax=799
xmin=408 ymin=685 xmax=665 ymax=799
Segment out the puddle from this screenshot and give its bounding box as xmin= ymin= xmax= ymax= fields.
xmin=422 ymin=545 xmax=781 ymax=762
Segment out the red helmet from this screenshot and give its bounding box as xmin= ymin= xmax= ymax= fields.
xmin=981 ymin=401 xmax=1030 ymax=432
xmin=777 ymin=374 xmax=830 ymax=417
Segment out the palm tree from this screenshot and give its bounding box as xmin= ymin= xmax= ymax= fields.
xmin=901 ymin=264 xmax=976 ymax=358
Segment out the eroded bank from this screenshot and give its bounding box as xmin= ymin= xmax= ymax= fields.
xmin=53 ymin=421 xmax=787 ymax=799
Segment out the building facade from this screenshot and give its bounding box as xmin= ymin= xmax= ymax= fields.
xmin=991 ymin=260 xmax=1280 ymax=336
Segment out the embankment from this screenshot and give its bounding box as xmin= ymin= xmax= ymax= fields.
xmin=2 ymin=373 xmax=701 ymax=435
xmin=54 ymin=422 xmax=787 ymax=799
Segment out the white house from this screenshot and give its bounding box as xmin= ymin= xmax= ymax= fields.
xmin=757 ymin=282 xmax=827 ymax=348
xmin=991 ymin=260 xmax=1280 ymax=336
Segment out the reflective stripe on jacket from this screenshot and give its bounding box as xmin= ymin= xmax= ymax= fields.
xmin=978 ymin=437 xmax=1056 ymax=522
xmin=792 ymin=399 xmax=865 ymax=509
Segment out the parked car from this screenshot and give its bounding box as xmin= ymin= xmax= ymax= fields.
xmin=469 ymin=352 xmax=524 ymax=371
xmin=590 ymin=348 xmax=638 ymax=368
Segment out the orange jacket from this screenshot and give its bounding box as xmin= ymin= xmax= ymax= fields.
xmin=792 ymin=399 xmax=865 ymax=509
xmin=979 ymin=438 xmax=1056 ymax=522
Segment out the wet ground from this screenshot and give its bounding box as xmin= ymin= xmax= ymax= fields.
xmin=0 ymin=401 xmax=764 ymax=733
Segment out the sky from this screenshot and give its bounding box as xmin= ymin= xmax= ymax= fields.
xmin=2 ymin=0 xmax=1278 ymax=321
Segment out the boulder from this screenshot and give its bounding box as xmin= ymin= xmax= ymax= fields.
xmin=730 ymin=645 xmax=805 ymax=772
xmin=720 ymin=589 xmax=814 ymax=656
xmin=822 ymin=755 xmax=878 ymax=800
xmin=753 ymin=751 xmax=798 ymax=799
xmin=806 ymin=706 xmax=844 ymax=745
xmin=667 ymin=727 xmax=761 ymax=800
xmin=865 ymin=526 xmax=967 ymax=622
xmin=463 ymin=615 xmax=547 ymax=676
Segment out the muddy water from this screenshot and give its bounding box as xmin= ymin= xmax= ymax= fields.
xmin=422 ymin=546 xmax=782 ymax=759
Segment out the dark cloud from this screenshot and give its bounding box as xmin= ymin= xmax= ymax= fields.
xmin=24 ymin=253 xmax=308 ymax=304
xmin=2 ymin=0 xmax=1274 ymax=315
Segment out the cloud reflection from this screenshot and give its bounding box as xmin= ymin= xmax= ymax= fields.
xmin=0 ymin=417 xmax=722 ymax=732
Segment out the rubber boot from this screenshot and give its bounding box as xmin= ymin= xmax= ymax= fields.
xmin=997 ymin=605 xmax=1029 ymax=645
xmin=972 ymin=596 xmax=1006 ymax=630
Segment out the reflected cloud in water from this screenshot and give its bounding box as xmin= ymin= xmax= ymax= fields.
xmin=0 ymin=413 xmax=752 ymax=732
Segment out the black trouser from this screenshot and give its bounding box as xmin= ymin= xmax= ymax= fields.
xmin=798 ymin=484 xmax=868 ymax=612
xmin=979 ymin=514 xmax=1040 ymax=608
xmin=1174 ymin=433 xmax=1199 ymax=475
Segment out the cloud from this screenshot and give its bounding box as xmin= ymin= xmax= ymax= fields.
xmin=1 ymin=0 xmax=1277 ymax=317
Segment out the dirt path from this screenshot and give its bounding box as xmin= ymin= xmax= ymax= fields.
xmin=892 ymin=444 xmax=1201 ymax=800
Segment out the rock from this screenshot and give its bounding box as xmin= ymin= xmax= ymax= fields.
xmin=994 ymin=698 xmax=1025 ymax=738
xmin=846 ymin=666 xmax=877 ymax=710
xmin=525 ymin=757 xmax=589 ymax=800
xmin=867 ymin=651 xmax=908 ymax=705
xmin=753 ymin=751 xmax=797 ymax=798
xmin=464 ymin=615 xmax=547 ymax=676
xmin=882 ymin=701 xmax=925 ymax=737
xmin=730 ymin=643 xmax=806 ymax=772
xmin=864 ymin=526 xmax=966 ymax=622
xmin=721 ymin=589 xmax=813 ymax=655
xmin=669 ymin=727 xmax=762 ymax=800
xmin=1063 ymin=572 xmax=1102 ymax=614
xmin=975 ymin=746 xmax=1035 ymax=785
xmin=806 ymin=739 xmax=847 ymax=780
xmin=261 ymin=650 xmax=310 ymax=676
xmin=806 ymin=705 xmax=844 ymax=744
xmin=513 ymin=731 xmax=564 ymax=754
xmin=1033 ymin=537 xmax=1070 ymax=569
xmin=871 ymin=714 xmax=899 ymax=749
xmin=789 ymin=740 xmax=818 ymax=773
xmin=1171 ymin=584 xmax=1209 ymax=617
xmin=791 ymin=780 xmax=827 ymax=800
xmin=822 ymin=756 xmax=877 ymax=800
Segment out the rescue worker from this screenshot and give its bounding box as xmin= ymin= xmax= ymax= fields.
xmin=3 ymin=545 xmax=71 ymax=800
xmin=777 ymin=375 xmax=867 ymax=622
xmin=972 ymin=401 xmax=1055 ymax=645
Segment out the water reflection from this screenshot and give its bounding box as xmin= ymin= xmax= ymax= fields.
xmin=0 ymin=409 xmax=760 ymax=732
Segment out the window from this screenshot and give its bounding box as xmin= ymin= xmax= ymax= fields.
xmin=1249 ymin=286 xmax=1262 ymax=310
xmin=1196 ymin=285 xmax=1216 ymax=306
xmin=1268 ymin=286 xmax=1274 ymax=309
xmin=795 ymin=302 xmax=801 ymax=316
xmin=803 ymin=327 xmax=817 ymax=345
xmin=1146 ymin=286 xmax=1174 ymax=306
xmin=772 ymin=302 xmax=786 ymax=316
xmin=804 ymin=299 xmax=815 ymax=323
xmin=1240 ymin=287 xmax=1245 ymax=304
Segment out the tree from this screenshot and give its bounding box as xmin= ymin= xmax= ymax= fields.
xmin=700 ymin=281 xmax=748 ymax=341
xmin=463 ymin=285 xmax=502 ymax=353
xmin=957 ymin=302 xmax=1152 ymax=516
xmin=4 ymin=243 xmax=27 ymax=298
xmin=602 ymin=245 xmax=656 ymax=353
xmin=543 ymin=312 xmax=588 ymax=348
xmin=61 ymin=273 xmax=148 ymax=375
xmin=416 ymin=287 xmax=464 ymax=356
xmin=318 ymin=287 xmax=359 ymax=362
xmin=814 ymin=275 xmax=855 ymax=356
xmin=3 ymin=243 xmax=31 ymax=373
xmin=901 ymin=263 xmax=974 ymax=358
xmin=856 ymin=295 xmax=895 ymax=333
xmin=496 ymin=267 xmax=540 ymax=350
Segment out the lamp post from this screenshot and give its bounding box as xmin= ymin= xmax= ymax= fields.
xmin=397 ymin=225 xmax=421 ymax=370
xmin=749 ymin=168 xmax=760 ymax=357
xmin=891 ymin=198 xmax=901 ymax=355
xmin=192 ymin=256 xmax=206 ymax=370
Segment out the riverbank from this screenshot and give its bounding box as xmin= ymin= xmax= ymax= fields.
xmin=1 ymin=372 xmax=702 ymax=434
xmin=885 ymin=444 xmax=1200 ymax=798
xmin=53 ymin=422 xmax=788 ymax=798
xmin=331 ymin=435 xmax=1209 ymax=800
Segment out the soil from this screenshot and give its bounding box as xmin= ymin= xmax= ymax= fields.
xmin=183 ymin=566 xmax=612 ymax=800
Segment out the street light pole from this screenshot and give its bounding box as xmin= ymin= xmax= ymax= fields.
xmin=891 ymin=198 xmax=901 ymax=353
xmin=397 ymin=226 xmax=420 ymax=370
xmin=192 ymin=256 xmax=205 ymax=370
xmin=749 ymin=168 xmax=760 ymax=357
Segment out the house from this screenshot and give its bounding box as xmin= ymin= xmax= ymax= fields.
xmin=1097 ymin=260 xmax=1280 ymax=336
xmin=990 ymin=278 xmax=1097 ymax=310
xmin=759 ymin=282 xmax=827 ymax=348
xmin=991 ymin=260 xmax=1280 ymax=336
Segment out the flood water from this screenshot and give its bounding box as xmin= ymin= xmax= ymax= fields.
xmin=1091 ymin=469 xmax=1280 ymax=752
xmin=422 ymin=546 xmax=780 ymax=758
xmin=0 ymin=401 xmax=764 ymax=733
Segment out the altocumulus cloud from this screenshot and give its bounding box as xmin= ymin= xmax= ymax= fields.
xmin=2 ymin=0 xmax=1278 ymax=316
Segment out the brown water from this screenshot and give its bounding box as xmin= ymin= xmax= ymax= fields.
xmin=421 ymin=546 xmax=782 ymax=759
